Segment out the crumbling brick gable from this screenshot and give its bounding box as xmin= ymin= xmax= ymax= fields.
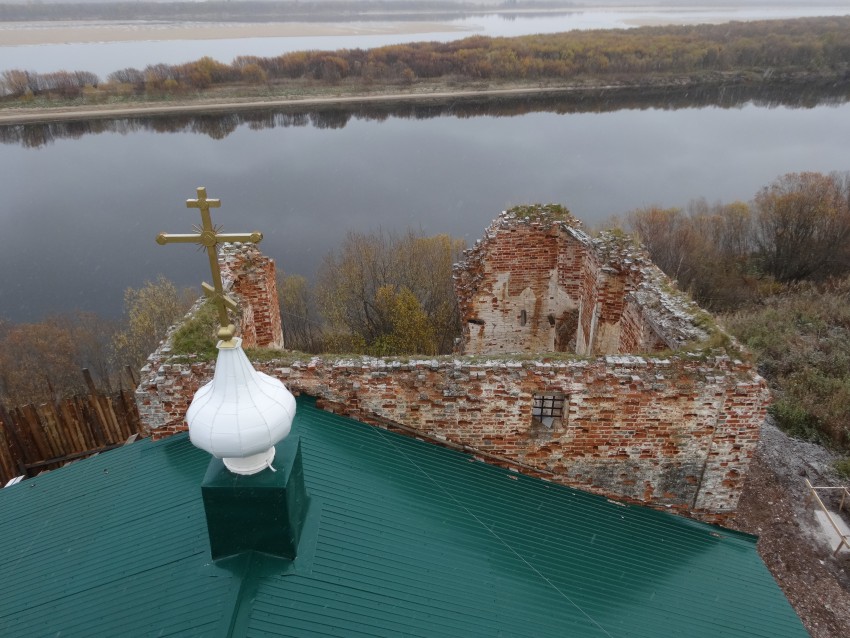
xmin=454 ymin=206 xmax=706 ymax=356
xmin=220 ymin=243 xmax=283 ymax=349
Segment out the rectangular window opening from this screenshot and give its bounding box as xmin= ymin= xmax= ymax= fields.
xmin=532 ymin=393 xmax=566 ymax=429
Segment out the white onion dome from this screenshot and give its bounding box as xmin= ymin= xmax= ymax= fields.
xmin=187 ymin=338 xmax=296 ymax=475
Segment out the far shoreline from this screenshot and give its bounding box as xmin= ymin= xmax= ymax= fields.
xmin=3 ymin=14 xmax=850 ymax=127
xmin=2 ymin=76 xmax=848 ymax=127
xmin=0 ymin=86 xmax=586 ymax=124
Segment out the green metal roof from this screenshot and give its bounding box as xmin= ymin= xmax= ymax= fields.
xmin=0 ymin=397 xmax=808 ymax=637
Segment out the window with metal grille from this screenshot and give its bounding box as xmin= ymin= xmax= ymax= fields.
xmin=532 ymin=393 xmax=565 ymax=429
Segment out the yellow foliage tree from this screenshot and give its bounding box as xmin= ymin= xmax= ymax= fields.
xmin=112 ymin=276 xmax=193 ymax=370
xmin=316 ymin=230 xmax=464 ymax=354
xmin=371 ymin=286 xmax=437 ymax=356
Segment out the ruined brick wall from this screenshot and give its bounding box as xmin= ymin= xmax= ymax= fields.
xmin=137 ymin=235 xmax=764 ymax=525
xmin=455 ymin=217 xmax=579 ymax=353
xmin=617 ymin=298 xmax=643 ymax=353
xmin=456 ymin=208 xmax=705 ymax=356
xmin=575 ymin=245 xmax=598 ymax=355
xmin=304 ymin=357 xmax=765 ymax=525
xmin=588 ymin=235 xmax=647 ymax=352
xmin=585 ymin=266 xmax=635 ymax=355
xmin=137 ymin=352 xmax=768 ymax=524
xmin=619 ymin=298 xmax=666 ymax=353
xmin=220 ymin=243 xmax=283 ymax=349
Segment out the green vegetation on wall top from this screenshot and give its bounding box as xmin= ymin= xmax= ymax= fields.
xmin=506 ymin=203 xmax=576 ymax=224
xmin=171 ymin=299 xmax=218 ymax=359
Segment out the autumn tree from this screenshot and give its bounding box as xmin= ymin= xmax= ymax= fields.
xmin=630 ymin=172 xmax=850 ymax=308
xmin=682 ymin=199 xmax=757 ymax=308
xmin=70 ymin=311 xmax=120 ymax=392
xmin=629 ymin=200 xmax=757 ymax=309
xmin=112 ymin=276 xmax=194 ymax=370
xmin=277 ymin=273 xmax=324 ymax=353
xmin=753 ymin=172 xmax=850 ymax=282
xmin=628 ymin=206 xmax=694 ymax=281
xmin=392 ymin=233 xmax=463 ymax=353
xmin=371 ymin=285 xmax=437 ymax=356
xmin=0 ymin=70 xmax=34 ymax=97
xmin=107 ymin=67 xmax=146 ymax=93
xmin=143 ymin=63 xmax=177 ymax=92
xmin=316 ymin=230 xmax=464 ymax=355
xmin=0 ymin=318 xmax=85 ymax=405
xmin=7 ymin=17 xmax=850 ymax=103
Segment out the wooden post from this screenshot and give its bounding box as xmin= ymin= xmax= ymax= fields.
xmin=40 ymin=404 xmax=66 ymax=457
xmin=102 ymin=396 xmax=122 ymax=440
xmin=82 ymin=369 xmax=114 ymax=443
xmin=21 ymin=404 xmax=52 ymax=460
xmin=82 ymin=368 xmax=98 ymax=395
xmin=119 ymin=388 xmax=143 ymax=435
xmin=0 ymin=404 xmax=28 ymax=476
xmin=59 ymin=400 xmax=86 ymax=450
xmin=0 ymin=384 xmax=146 ymax=480
xmin=6 ymin=409 xmax=35 ymax=474
xmin=70 ymin=397 xmax=94 ymax=449
xmin=125 ymin=365 xmax=138 ymax=388
xmin=0 ymin=420 xmax=19 ymax=484
xmin=805 ymin=479 xmax=850 ymax=557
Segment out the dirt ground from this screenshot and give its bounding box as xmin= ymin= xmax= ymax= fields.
xmin=728 ymin=419 xmax=850 ymax=637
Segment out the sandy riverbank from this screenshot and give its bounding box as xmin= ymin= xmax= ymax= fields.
xmin=0 ymin=20 xmax=471 ymax=46
xmin=0 ymin=86 xmax=578 ymax=125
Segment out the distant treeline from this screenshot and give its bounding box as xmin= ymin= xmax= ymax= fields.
xmin=2 ymin=83 xmax=848 ymax=149
xmin=2 ymin=16 xmax=850 ymax=102
xmin=0 ymin=0 xmax=565 ymax=22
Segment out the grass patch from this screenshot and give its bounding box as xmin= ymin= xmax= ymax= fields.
xmin=834 ymin=457 xmax=850 ymax=480
xmin=171 ymin=300 xmax=218 ymax=359
xmin=722 ymin=278 xmax=850 ymax=451
xmin=769 ymin=399 xmax=830 ymax=446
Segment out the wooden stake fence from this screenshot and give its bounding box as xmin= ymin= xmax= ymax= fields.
xmin=0 ymin=370 xmax=144 ymax=486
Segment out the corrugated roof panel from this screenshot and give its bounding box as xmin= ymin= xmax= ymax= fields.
xmin=235 ymin=401 xmax=807 ymax=638
xmin=0 ymin=434 xmax=237 ymax=637
xmin=0 ymin=396 xmax=808 ymax=637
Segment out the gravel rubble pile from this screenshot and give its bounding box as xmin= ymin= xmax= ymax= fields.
xmin=729 ymin=418 xmax=850 ymax=638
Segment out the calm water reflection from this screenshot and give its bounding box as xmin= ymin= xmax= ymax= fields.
xmin=1 ymin=90 xmax=850 ymax=322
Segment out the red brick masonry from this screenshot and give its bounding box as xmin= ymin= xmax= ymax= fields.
xmin=454 ymin=207 xmax=708 ymax=355
xmin=138 ymin=215 xmax=768 ymax=525
xmin=219 ymin=243 xmax=283 ymax=349
xmin=139 ymin=352 xmax=767 ymax=525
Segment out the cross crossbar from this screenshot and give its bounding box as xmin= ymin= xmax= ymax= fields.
xmin=156 ymin=187 xmax=263 ymax=347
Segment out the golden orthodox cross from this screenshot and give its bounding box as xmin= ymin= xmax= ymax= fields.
xmin=157 ymin=187 xmax=263 ymax=347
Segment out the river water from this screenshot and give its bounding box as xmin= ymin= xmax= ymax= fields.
xmin=2 ymin=5 xmax=850 ymax=322
xmin=1 ymin=88 xmax=849 ymax=322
